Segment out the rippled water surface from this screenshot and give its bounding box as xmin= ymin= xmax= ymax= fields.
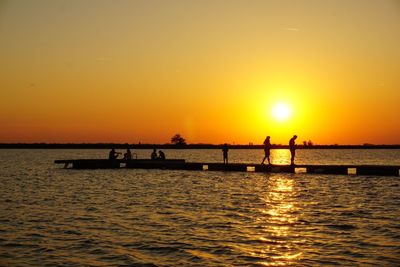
xmin=1 ymin=149 xmax=400 ymax=266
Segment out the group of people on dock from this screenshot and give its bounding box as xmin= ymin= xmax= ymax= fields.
xmin=262 ymin=134 xmax=297 ymax=165
xmin=109 ymin=135 xmax=298 ymax=165
xmin=109 ymin=148 xmax=133 ymax=160
xmin=109 ymin=148 xmax=166 ymax=160
xmin=222 ymin=135 xmax=298 ymax=165
xmin=151 ymin=148 xmax=165 ymax=160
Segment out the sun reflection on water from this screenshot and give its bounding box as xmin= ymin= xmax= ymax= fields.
xmin=256 ymin=176 xmax=302 ymax=266
xmin=271 ymin=149 xmax=292 ymax=165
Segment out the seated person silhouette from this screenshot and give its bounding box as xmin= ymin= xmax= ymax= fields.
xmin=151 ymin=148 xmax=158 ymax=160
xmin=109 ymin=148 xmax=120 ymax=160
xmin=123 ymin=149 xmax=132 ymax=160
xmin=158 ymin=150 xmax=165 ymax=160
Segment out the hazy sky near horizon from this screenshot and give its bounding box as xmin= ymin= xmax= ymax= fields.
xmin=0 ymin=0 xmax=399 ymax=144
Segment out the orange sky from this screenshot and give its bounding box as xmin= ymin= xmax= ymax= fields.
xmin=0 ymin=0 xmax=399 ymax=144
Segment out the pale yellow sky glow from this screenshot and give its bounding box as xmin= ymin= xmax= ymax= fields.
xmin=0 ymin=0 xmax=399 ymax=144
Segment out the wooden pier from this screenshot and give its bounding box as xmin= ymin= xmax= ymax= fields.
xmin=54 ymin=159 xmax=400 ymax=177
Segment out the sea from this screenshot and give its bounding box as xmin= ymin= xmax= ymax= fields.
xmin=1 ymin=149 xmax=400 ymax=267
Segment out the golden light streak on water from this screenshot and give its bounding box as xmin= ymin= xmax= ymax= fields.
xmin=270 ymin=149 xmax=292 ymax=165
xmin=256 ymin=176 xmax=302 ymax=265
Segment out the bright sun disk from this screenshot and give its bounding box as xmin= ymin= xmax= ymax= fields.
xmin=272 ymin=102 xmax=291 ymax=121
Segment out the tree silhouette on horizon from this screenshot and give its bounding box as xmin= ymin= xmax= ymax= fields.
xmin=171 ymin=134 xmax=187 ymax=145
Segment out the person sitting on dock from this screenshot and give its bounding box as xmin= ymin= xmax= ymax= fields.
xmin=261 ymin=136 xmax=271 ymax=165
xmin=123 ymin=149 xmax=132 ymax=160
xmin=151 ymin=148 xmax=158 ymax=160
xmin=222 ymin=143 xmax=229 ymax=164
xmin=289 ymin=135 xmax=297 ymax=165
xmin=158 ymin=150 xmax=165 ymax=160
xmin=109 ymin=148 xmax=121 ymax=160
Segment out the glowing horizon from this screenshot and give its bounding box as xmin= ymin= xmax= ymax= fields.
xmin=0 ymin=0 xmax=399 ymax=145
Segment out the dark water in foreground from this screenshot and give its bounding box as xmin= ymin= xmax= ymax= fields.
xmin=1 ymin=149 xmax=400 ymax=266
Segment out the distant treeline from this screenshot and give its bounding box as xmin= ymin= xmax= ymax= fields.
xmin=0 ymin=143 xmax=399 ymax=149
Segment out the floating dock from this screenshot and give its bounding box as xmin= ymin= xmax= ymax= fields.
xmin=54 ymin=159 xmax=400 ymax=177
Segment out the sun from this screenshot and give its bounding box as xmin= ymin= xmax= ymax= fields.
xmin=271 ymin=102 xmax=292 ymax=122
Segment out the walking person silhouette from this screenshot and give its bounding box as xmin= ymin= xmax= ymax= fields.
xmin=261 ymin=136 xmax=271 ymax=165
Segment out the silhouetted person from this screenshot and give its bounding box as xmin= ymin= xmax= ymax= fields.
xmin=151 ymin=148 xmax=158 ymax=160
xmin=109 ymin=148 xmax=121 ymax=160
xmin=222 ymin=143 xmax=229 ymax=164
xmin=158 ymin=150 xmax=165 ymax=160
xmin=289 ymin=135 xmax=297 ymax=165
xmin=261 ymin=136 xmax=271 ymax=165
xmin=123 ymin=149 xmax=132 ymax=160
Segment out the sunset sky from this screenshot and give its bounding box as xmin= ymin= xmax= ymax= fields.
xmin=0 ymin=0 xmax=399 ymax=144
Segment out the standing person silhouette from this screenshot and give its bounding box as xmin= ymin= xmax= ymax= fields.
xmin=289 ymin=135 xmax=297 ymax=165
xmin=222 ymin=143 xmax=229 ymax=164
xmin=261 ymin=136 xmax=271 ymax=165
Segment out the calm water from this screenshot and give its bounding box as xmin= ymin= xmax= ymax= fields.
xmin=1 ymin=149 xmax=400 ymax=266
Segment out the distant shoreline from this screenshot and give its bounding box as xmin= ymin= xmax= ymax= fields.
xmin=1 ymin=143 xmax=399 ymax=149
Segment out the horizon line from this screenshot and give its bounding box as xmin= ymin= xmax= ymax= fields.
xmin=1 ymin=143 xmax=400 ymax=148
